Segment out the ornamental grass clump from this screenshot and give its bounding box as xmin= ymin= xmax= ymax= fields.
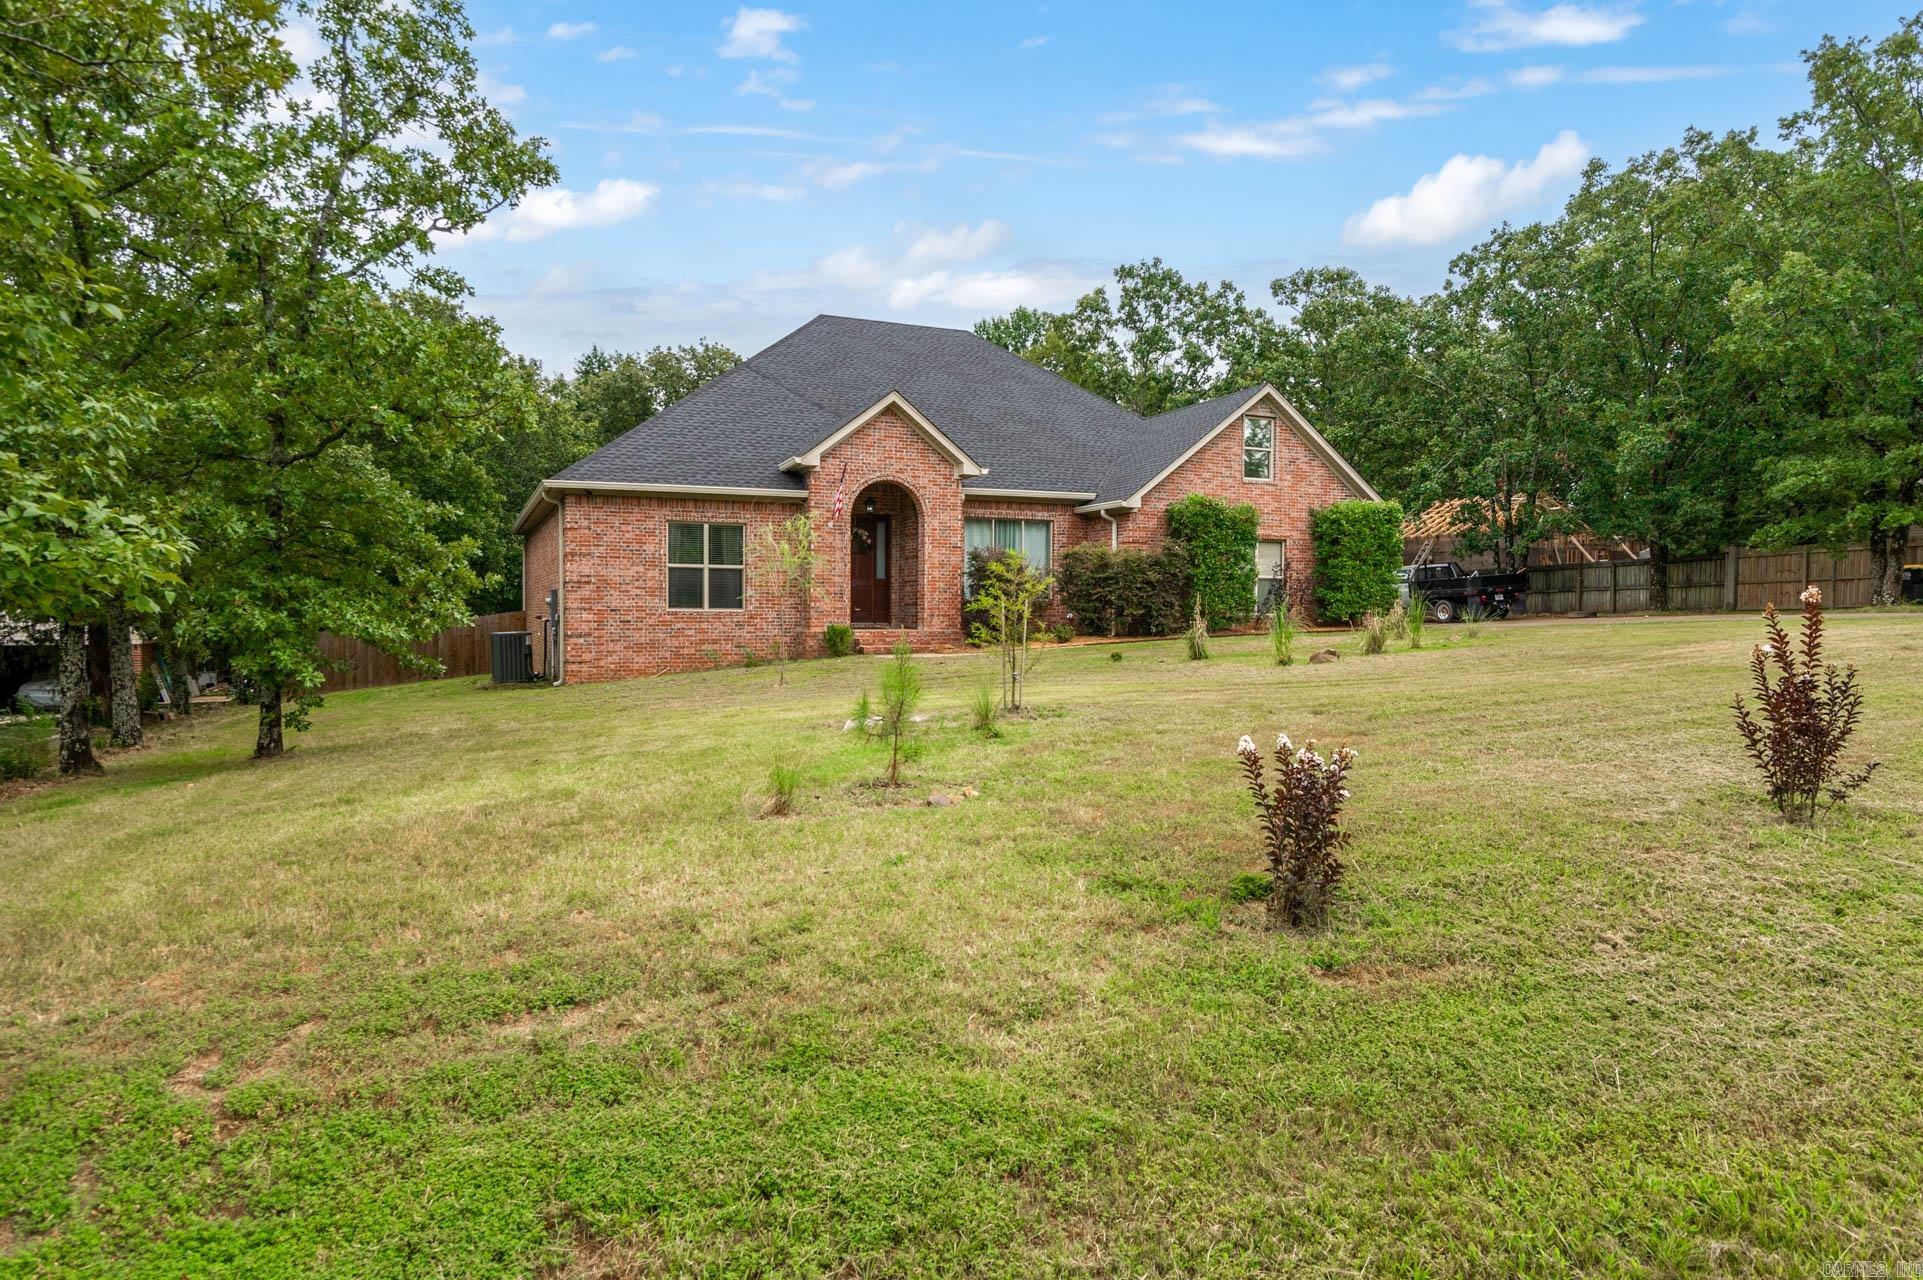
xmin=1269 ymin=598 xmax=1297 ymax=666
xmin=1732 ymin=586 xmax=1878 ymax=822
xmin=1185 ymin=598 xmax=1210 ymax=661
xmin=1237 ymin=732 xmax=1355 ymax=929
xmin=1405 ymin=593 xmax=1427 ymax=650
xmin=1358 ymin=610 xmax=1389 ymax=655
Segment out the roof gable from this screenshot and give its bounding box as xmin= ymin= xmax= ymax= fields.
xmin=781 ymin=391 xmax=985 ymax=477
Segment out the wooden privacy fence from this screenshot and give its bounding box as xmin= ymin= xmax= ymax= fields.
xmin=316 ymin=611 xmax=526 ymax=693
xmin=1527 ymin=535 xmax=1923 ymax=616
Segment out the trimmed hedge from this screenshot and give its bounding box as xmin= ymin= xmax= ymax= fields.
xmin=1166 ymin=494 xmax=1259 ymax=631
xmin=1311 ymin=499 xmax=1403 ymax=622
xmin=1057 ymin=543 xmax=1191 ymax=636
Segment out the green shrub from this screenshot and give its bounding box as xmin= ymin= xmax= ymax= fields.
xmin=136 ymin=665 xmax=162 ymax=714
xmin=823 ymin=624 xmax=854 ymax=658
xmin=1311 ymin=500 xmax=1403 ymax=623
xmin=1108 ymin=650 xmax=1124 ymax=663
xmin=1166 ymin=494 xmax=1259 ymax=631
xmin=1057 ymin=543 xmax=1191 ymax=637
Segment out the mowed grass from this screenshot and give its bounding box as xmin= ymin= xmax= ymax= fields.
xmin=3 ymin=614 xmax=1922 ymax=1278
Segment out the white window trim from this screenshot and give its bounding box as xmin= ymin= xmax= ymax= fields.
xmin=666 ymin=521 xmax=745 ymax=611
xmin=1243 ymin=415 xmax=1275 ymax=481
xmin=1257 ymin=538 xmax=1288 ymax=607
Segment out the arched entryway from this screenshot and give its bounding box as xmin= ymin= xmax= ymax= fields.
xmin=848 ymin=481 xmax=922 ymax=629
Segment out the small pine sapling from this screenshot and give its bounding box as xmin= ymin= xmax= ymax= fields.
xmin=878 ymin=642 xmax=922 ymax=786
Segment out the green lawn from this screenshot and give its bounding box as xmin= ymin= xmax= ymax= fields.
xmin=3 ymin=614 xmax=1921 ymax=1277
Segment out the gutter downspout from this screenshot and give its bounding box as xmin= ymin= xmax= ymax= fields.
xmin=1100 ymin=508 xmax=1120 ymax=550
xmin=552 ymin=492 xmax=565 ymax=686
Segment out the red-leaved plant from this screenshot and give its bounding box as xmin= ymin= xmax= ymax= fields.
xmin=1732 ymin=586 xmax=1878 ymax=822
xmin=1237 ymin=732 xmax=1355 ymax=929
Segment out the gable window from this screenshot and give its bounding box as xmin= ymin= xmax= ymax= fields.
xmin=963 ymin=518 xmax=1051 ymax=594
xmin=667 ymin=522 xmax=744 ymax=610
xmin=1243 ymin=416 xmax=1275 ymax=480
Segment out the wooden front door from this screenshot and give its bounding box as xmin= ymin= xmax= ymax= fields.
xmin=850 ymin=516 xmax=891 ymax=624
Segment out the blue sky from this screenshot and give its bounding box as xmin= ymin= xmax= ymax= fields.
xmin=433 ymin=0 xmax=1904 ymax=369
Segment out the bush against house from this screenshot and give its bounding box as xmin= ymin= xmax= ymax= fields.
xmin=1056 ymin=544 xmax=1191 ymax=636
xmin=1166 ymin=495 xmax=1259 ymax=631
xmin=1312 ymin=500 xmax=1403 ymax=623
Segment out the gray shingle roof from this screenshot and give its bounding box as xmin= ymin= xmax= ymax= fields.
xmin=548 ymin=315 xmax=1258 ymax=504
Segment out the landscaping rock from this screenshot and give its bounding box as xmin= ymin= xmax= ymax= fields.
xmin=1309 ymin=648 xmax=1341 ymax=664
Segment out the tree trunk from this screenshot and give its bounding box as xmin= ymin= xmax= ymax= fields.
xmin=1868 ymin=527 xmax=1904 ymax=605
xmin=1647 ymin=543 xmax=1670 ymax=611
xmin=254 ymin=685 xmax=285 ymax=759
xmin=57 ymin=623 xmax=101 ymax=776
xmin=105 ymin=601 xmax=141 ymax=748
xmin=166 ymin=643 xmax=194 ymax=718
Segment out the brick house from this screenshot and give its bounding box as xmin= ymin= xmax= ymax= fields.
xmin=516 ymin=315 xmax=1378 ymax=682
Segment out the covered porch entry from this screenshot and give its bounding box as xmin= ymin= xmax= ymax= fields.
xmin=846 ymin=480 xmax=921 ymax=630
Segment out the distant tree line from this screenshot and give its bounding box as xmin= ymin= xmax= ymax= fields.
xmin=978 ymin=13 xmax=1923 ymax=608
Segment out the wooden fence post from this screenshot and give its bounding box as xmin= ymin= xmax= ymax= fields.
xmin=1723 ymin=547 xmax=1739 ymax=611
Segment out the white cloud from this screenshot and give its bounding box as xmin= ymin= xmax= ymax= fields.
xmin=1576 ymin=64 xmax=1724 ymax=83
xmin=737 ymin=67 xmax=813 ymax=110
xmin=1177 ymin=93 xmax=1445 ymax=160
xmin=478 ymin=71 xmax=525 ymax=106
xmin=718 ymin=7 xmax=805 ymax=61
xmin=473 ymin=26 xmax=517 ymax=47
xmin=1416 ymin=76 xmax=1496 ymax=101
xmin=799 ymin=156 xmax=937 ymax=188
xmin=1450 ymin=1 xmax=1642 ymax=52
xmin=546 ymin=21 xmax=597 ymax=40
xmin=277 ymin=18 xmax=325 ymax=68
xmin=1509 ymin=64 xmax=1564 ymax=87
xmin=562 ymin=111 xmax=667 ymax=133
xmin=1020 ymin=35 xmax=1049 ymax=48
xmin=685 ymin=123 xmax=817 ymax=138
xmin=802 ymin=220 xmax=1089 ymax=312
xmin=458 ymin=178 xmax=660 ymax=244
xmin=598 ymin=45 xmax=636 ymax=62
xmin=901 ymin=219 xmax=1010 ymax=270
xmin=709 ymin=180 xmax=805 ymax=202
xmin=1343 ymin=130 xmax=1589 ymax=246
xmin=1320 ymin=62 xmax=1393 ymax=91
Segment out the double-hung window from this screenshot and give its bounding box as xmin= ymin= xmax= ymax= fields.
xmin=1256 ymin=539 xmax=1287 ymax=613
xmin=963 ymin=517 xmax=1051 ymax=595
xmin=667 ymin=522 xmax=744 ymax=610
xmin=1243 ymin=415 xmax=1275 ymax=480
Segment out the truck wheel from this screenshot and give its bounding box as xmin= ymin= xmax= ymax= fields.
xmin=1433 ymin=599 xmax=1456 ymax=624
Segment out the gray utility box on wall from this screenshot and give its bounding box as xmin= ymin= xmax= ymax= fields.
xmin=490 ymin=630 xmax=534 ymax=684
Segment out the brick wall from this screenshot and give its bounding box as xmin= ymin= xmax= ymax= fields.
xmin=1106 ymin=392 xmax=1358 ymax=612
xmin=522 ymin=502 xmax=562 ymax=676
xmin=559 ymin=493 xmax=810 ymax=681
xmin=806 ymin=408 xmax=967 ymax=648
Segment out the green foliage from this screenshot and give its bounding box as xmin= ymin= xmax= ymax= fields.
xmin=1056 ymin=543 xmax=1191 ymax=637
xmin=136 ymin=664 xmax=162 ymax=714
xmin=1269 ymin=599 xmax=1297 ymax=666
xmin=877 ymin=642 xmax=922 ymax=786
xmin=753 ymin=513 xmax=823 ymax=684
xmin=1184 ymin=599 xmax=1210 ymax=661
xmin=975 ymin=259 xmax=1279 ymax=416
xmin=967 ymin=552 xmax=1053 ymax=712
xmin=567 ymin=342 xmax=740 ymax=448
xmin=1311 ymin=501 xmax=1403 ymax=623
xmin=1165 ymin=495 xmax=1258 ymax=631
xmin=0 ymin=714 xmax=53 ymax=780
xmin=1359 ymin=612 xmax=1389 ymax=656
xmin=1406 ymin=594 xmax=1427 ymax=650
xmin=971 ymin=686 xmax=1001 ymax=738
xmin=823 ymin=624 xmax=854 ymax=658
xmin=764 ymin=763 xmax=800 ymax=817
